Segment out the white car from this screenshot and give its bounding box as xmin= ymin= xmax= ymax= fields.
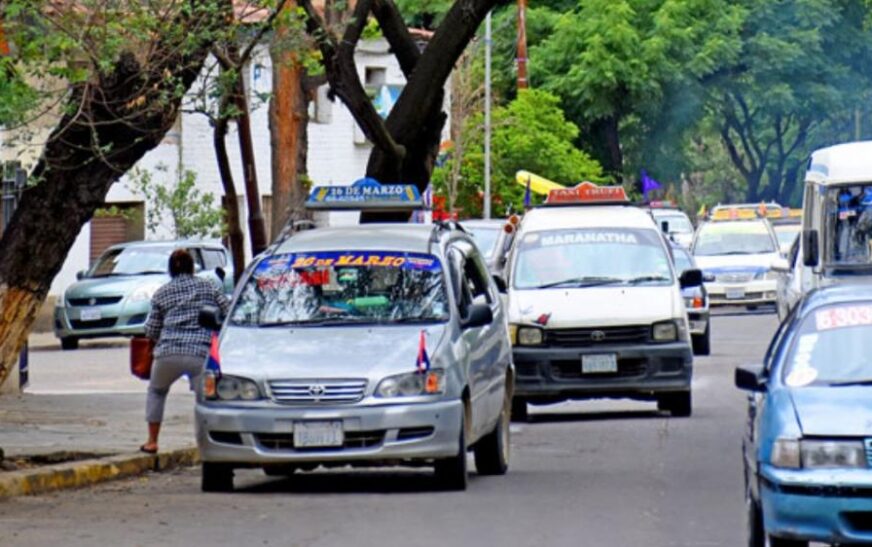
xmin=650 ymin=208 xmax=695 ymax=248
xmin=692 ymin=217 xmax=781 ymax=308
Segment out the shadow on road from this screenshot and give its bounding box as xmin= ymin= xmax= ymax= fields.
xmin=235 ymin=468 xmax=479 ymax=495
xmin=525 ymin=408 xmax=665 ymax=424
xmin=710 ymin=305 xmax=777 ymax=318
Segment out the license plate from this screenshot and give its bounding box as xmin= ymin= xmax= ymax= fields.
xmin=80 ymin=307 xmax=102 ymax=321
xmin=725 ymin=287 xmax=746 ymax=300
xmin=293 ymin=420 xmax=344 ymax=448
xmin=582 ymin=354 xmax=618 ymax=374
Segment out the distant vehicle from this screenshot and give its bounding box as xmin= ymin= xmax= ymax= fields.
xmin=692 ymin=214 xmax=781 ymax=308
xmin=54 ymin=241 xmax=233 ymax=350
xmin=672 ymin=244 xmax=711 ymax=355
xmin=461 ymin=219 xmax=505 ymax=271
xmin=736 ymin=285 xmax=872 ymax=546
xmin=649 ymin=204 xmax=695 ymax=248
xmin=775 ymin=238 xmax=802 ymax=321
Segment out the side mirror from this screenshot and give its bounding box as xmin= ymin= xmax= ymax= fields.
xmin=735 ymin=364 xmax=767 ymax=392
xmin=492 ymin=274 xmax=508 ymax=293
xmin=802 ymin=229 xmax=819 ymax=267
xmin=660 ymin=220 xmax=669 ymax=234
xmin=198 ymin=305 xmax=223 ymax=331
xmin=771 ymin=257 xmax=790 ymax=273
xmin=215 ymin=267 xmax=226 ymax=282
xmin=679 ymin=268 xmax=703 ymax=289
xmin=76 ymin=270 xmax=87 ymax=280
xmin=461 ymin=303 xmax=493 ymax=329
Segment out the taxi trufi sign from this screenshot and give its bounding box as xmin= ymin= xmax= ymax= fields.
xmin=306 ymin=177 xmax=424 ymax=210
xmin=545 ymin=181 xmax=628 ymax=205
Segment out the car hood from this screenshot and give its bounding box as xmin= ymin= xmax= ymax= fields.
xmin=694 ymin=253 xmax=780 ymax=273
xmin=65 ymin=275 xmax=169 ymax=299
xmin=219 ymin=324 xmax=448 ymax=379
xmin=790 ymin=387 xmax=872 ymax=437
xmin=509 ymin=286 xmax=678 ymax=327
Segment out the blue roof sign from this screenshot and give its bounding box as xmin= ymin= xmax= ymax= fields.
xmin=306 ymin=177 xmax=424 ymax=210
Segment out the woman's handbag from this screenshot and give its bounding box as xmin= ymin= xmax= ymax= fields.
xmin=130 ymin=337 xmax=155 ymax=380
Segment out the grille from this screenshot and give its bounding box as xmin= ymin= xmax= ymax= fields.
xmin=70 ymin=318 xmax=117 ymax=329
xmin=550 ymin=358 xmax=647 ymax=379
xmin=268 ymin=379 xmax=367 ymax=404
xmin=716 ymin=273 xmax=753 ymax=283
xmin=865 ymin=439 xmax=872 ymax=468
xmin=68 ymin=296 xmax=123 ymax=306
xmin=545 ymin=326 xmax=649 ymax=347
xmin=255 ymin=430 xmax=384 ymax=450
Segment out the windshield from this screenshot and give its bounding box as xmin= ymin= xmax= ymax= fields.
xmin=230 ymin=251 xmax=450 ymax=326
xmin=693 ymin=221 xmax=777 ymax=256
xmin=512 ymin=228 xmax=673 ymax=289
xmin=825 ymin=184 xmax=872 ymax=266
xmin=774 ymin=224 xmax=801 ymax=249
xmin=89 ymin=246 xmax=175 ymax=277
xmin=783 ymin=302 xmax=872 ymax=387
xmin=467 ymin=227 xmax=500 ymax=259
xmin=673 ymin=248 xmax=694 ymax=272
xmin=653 ymin=213 xmax=693 ymax=233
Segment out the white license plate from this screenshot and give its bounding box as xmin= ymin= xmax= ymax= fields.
xmin=582 ymin=354 xmax=618 ymax=374
xmin=725 ymin=287 xmax=746 ymax=300
xmin=293 ymin=420 xmax=344 ymax=448
xmin=80 ymin=307 xmax=102 ymax=321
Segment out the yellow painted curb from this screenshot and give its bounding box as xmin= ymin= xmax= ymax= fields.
xmin=0 ymin=447 xmax=199 ymax=498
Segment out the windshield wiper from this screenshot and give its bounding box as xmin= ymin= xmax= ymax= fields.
xmin=536 ymin=276 xmax=624 ymax=289
xmin=259 ymin=317 xmax=369 ymax=327
xmin=389 ymin=316 xmax=444 ymax=324
xmin=624 ymin=275 xmax=671 ymax=285
xmin=828 ymin=378 xmax=872 ymax=387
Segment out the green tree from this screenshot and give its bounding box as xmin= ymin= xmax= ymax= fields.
xmin=433 ymin=89 xmax=603 ymax=217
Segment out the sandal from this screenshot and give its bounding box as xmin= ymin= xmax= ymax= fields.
xmin=139 ymin=444 xmax=157 ymax=454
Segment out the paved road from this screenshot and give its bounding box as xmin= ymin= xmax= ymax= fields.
xmin=1 ymin=311 xmax=779 ymax=547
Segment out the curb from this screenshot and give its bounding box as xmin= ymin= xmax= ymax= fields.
xmin=0 ymin=447 xmax=199 ymax=498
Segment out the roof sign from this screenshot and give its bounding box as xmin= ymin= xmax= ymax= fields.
xmin=648 ymin=200 xmax=677 ymax=209
xmin=545 ymin=182 xmax=628 ymax=205
xmin=306 ymin=177 xmax=424 ymax=210
xmin=710 ymin=208 xmax=760 ymax=221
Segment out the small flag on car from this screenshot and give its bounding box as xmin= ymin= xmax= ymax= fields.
xmin=416 ymin=330 xmax=431 ymax=373
xmin=205 ymin=332 xmax=221 ymax=375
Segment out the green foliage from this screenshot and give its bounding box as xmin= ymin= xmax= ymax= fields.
xmin=433 ymin=89 xmax=603 ymax=217
xmin=128 ymin=165 xmax=225 ymax=240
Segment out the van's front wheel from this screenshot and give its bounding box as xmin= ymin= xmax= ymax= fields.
xmin=474 ymin=392 xmax=510 ymax=476
xmin=201 ymin=462 xmax=234 ymax=492
xmin=434 ymin=415 xmax=468 ymax=491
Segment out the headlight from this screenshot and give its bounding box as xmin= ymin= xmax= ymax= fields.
xmin=375 ymin=370 xmax=444 ymax=398
xmin=517 ymin=326 xmax=544 ymax=346
xmin=801 ymin=440 xmax=866 ymax=469
xmin=128 ymin=283 xmax=163 ymax=302
xmin=204 ymin=373 xmax=262 ymax=401
xmin=652 ymin=321 xmax=678 ymax=342
xmin=770 ymin=438 xmax=801 ymax=469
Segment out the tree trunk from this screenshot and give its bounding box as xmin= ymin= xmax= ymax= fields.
xmin=214 ymin=114 xmax=246 ymax=284
xmin=232 ymin=71 xmax=270 ymax=254
xmin=586 ymin=116 xmax=623 ymax=178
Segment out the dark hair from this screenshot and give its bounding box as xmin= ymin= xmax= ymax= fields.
xmin=168 ymin=249 xmax=195 ymax=277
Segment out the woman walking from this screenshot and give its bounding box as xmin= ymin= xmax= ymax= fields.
xmin=140 ymin=249 xmax=230 ymax=454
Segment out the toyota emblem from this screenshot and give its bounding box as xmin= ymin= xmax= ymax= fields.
xmin=590 ymin=330 xmax=606 ymax=342
xmin=308 ymin=384 xmax=326 ymax=398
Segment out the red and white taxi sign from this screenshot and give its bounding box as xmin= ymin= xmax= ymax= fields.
xmin=545 ymin=182 xmax=629 ymax=205
xmin=815 ymin=305 xmax=872 ymax=331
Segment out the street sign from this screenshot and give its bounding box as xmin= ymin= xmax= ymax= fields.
xmin=306 ymin=177 xmax=424 ymax=211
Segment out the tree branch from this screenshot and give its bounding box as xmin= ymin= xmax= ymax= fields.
xmin=372 ymin=0 xmax=420 ymax=78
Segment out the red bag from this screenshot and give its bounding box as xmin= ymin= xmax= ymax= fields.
xmin=130 ymin=337 xmax=155 ymax=380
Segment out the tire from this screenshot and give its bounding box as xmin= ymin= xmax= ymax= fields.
xmin=746 ymin=486 xmax=765 ymax=547
xmin=692 ymin=325 xmax=711 ymax=356
xmin=201 ymin=462 xmax=234 ymax=492
xmin=768 ymin=537 xmax=808 ymax=547
xmin=658 ymin=391 xmax=692 ymax=417
xmin=510 ymin=398 xmax=528 ymax=423
xmin=474 ymin=392 xmax=510 ymax=476
xmin=60 ymin=337 xmax=79 ymax=351
xmin=434 ymin=414 xmax=467 ymax=491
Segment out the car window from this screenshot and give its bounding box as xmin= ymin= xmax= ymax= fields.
xmin=824 ymin=184 xmax=872 ymax=265
xmin=463 ymin=251 xmax=494 ymax=307
xmin=672 ymin=248 xmax=694 ymax=272
xmin=89 ymin=246 xmax=174 ymax=277
xmin=201 ymin=249 xmax=227 ymax=269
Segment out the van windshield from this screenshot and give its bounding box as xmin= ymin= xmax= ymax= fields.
xmin=229 ymin=251 xmax=450 ymax=326
xmin=512 ymin=228 xmax=673 ymax=289
xmin=825 ymin=184 xmax=872 ymax=266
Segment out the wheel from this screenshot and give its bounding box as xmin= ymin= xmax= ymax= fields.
xmin=434 ymin=414 xmax=467 ymax=491
xmin=768 ymin=537 xmax=808 ymax=547
xmin=201 ymin=462 xmax=234 ymax=492
xmin=692 ymin=325 xmax=711 ymax=356
xmin=60 ymin=337 xmax=79 ymax=350
xmin=658 ymin=391 xmax=692 ymax=417
xmin=746 ymin=486 xmax=764 ymax=547
xmin=510 ymin=398 xmax=528 ymax=422
xmin=474 ymin=391 xmax=510 ymax=476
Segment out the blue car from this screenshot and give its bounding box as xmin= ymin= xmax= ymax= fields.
xmin=736 ymin=285 xmax=872 ymax=546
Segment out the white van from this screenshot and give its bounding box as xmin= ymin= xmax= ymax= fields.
xmin=776 ymin=141 xmax=872 ymax=317
xmin=497 ymin=183 xmax=701 ymax=419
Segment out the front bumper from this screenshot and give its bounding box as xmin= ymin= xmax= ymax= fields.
xmin=705 ymin=279 xmax=777 ymax=306
xmin=195 ymin=399 xmax=463 ymax=465
xmin=687 ymin=311 xmax=710 ymax=335
xmin=512 ymin=342 xmax=692 ymax=401
xmin=759 ymin=464 xmax=872 ymax=544
xmin=54 ymin=301 xmax=150 ymax=340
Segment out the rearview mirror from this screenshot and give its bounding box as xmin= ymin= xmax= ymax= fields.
xmin=771 ymin=257 xmax=790 ymax=273
xmin=461 ymin=303 xmax=493 ymax=329
xmin=492 ymin=274 xmax=508 ymax=293
xmin=802 ymin=229 xmax=819 ymax=267
xmin=679 ymin=268 xmax=703 ymax=289
xmin=76 ymin=270 xmax=87 ymax=280
xmin=198 ymin=305 xmax=223 ymax=332
xmin=735 ymin=364 xmax=767 ymax=392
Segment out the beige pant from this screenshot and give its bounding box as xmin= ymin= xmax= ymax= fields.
xmin=145 ymin=354 xmax=203 ymax=423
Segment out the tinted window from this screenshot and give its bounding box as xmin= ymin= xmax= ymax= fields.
xmin=90 ymin=246 xmax=174 ymax=277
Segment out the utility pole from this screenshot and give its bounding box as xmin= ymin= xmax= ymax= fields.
xmin=484 ymin=12 xmax=492 ymax=219
xmin=516 ymin=0 xmax=528 ymax=89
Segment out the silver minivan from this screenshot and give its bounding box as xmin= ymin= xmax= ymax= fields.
xmin=195 ymin=223 xmax=514 ymax=492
